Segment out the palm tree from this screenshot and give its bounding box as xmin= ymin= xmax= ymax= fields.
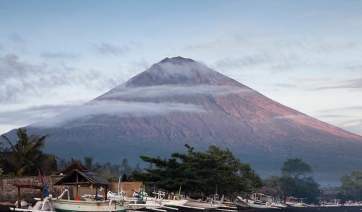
xmin=84 ymin=156 xmax=94 ymax=170
xmin=1 ymin=128 xmax=50 ymax=176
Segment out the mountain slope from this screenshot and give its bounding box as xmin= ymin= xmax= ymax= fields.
xmin=9 ymin=56 xmax=362 ymax=185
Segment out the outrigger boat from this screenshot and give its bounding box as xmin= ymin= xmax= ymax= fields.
xmin=52 ymin=169 xmax=128 ymax=212
xmin=128 ymin=189 xmax=187 ymax=211
xmin=10 ymin=184 xmax=55 ymax=212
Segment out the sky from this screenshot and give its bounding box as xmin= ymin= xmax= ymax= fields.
xmin=1 ymin=0 xmax=362 ymax=136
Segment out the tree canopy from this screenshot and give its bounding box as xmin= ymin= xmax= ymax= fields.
xmin=340 ymin=170 xmax=362 ymax=201
xmin=264 ymin=158 xmax=319 ymax=204
xmin=281 ymin=158 xmax=312 ymax=179
xmin=1 ymin=128 xmax=56 ymax=176
xmin=131 ymin=144 xmax=263 ymax=196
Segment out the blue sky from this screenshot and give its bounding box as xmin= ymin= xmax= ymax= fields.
xmin=1 ymin=0 xmax=362 ymax=136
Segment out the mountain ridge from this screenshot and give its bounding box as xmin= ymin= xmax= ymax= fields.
xmin=5 ymin=56 xmax=362 ymax=186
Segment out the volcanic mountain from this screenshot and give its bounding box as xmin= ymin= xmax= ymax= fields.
xmin=8 ymin=56 xmax=362 ymax=185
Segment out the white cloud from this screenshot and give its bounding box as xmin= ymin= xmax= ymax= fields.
xmin=40 ymin=51 xmax=80 ymax=60
xmin=273 ymin=115 xmax=307 ymax=120
xmin=101 ymin=85 xmax=253 ymax=100
xmin=32 ymin=101 xmax=206 ymax=128
xmin=93 ymin=43 xmax=129 ymax=56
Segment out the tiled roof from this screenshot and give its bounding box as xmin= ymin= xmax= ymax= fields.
xmin=56 ymin=161 xmax=88 ymax=175
xmin=54 ymin=169 xmax=109 ymax=186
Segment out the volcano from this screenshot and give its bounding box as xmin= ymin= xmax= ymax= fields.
xmin=8 ymin=56 xmax=362 ymax=185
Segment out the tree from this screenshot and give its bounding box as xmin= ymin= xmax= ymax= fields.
xmin=120 ymin=158 xmax=132 ymax=176
xmin=84 ymin=156 xmax=94 ymax=170
xmin=264 ymin=158 xmax=319 ymax=204
xmin=134 ymin=163 xmax=143 ymax=173
xmin=1 ymin=128 xmax=52 ymax=176
xmin=340 ymin=170 xmax=362 ymax=201
xmin=57 ymin=158 xmax=70 ymax=170
xmin=281 ymin=158 xmax=312 ymax=179
xmin=294 ymin=177 xmax=320 ymax=203
xmin=263 ymin=175 xmax=285 ymax=197
xmin=131 ymin=144 xmax=263 ymax=196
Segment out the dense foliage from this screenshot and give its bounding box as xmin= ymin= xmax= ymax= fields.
xmin=131 ymin=144 xmax=263 ymax=196
xmin=281 ymin=158 xmax=312 ymax=179
xmin=339 ymin=170 xmax=362 ymax=201
xmin=7 ymin=128 xmax=362 ymax=203
xmin=0 ymin=128 xmax=57 ymax=176
xmin=263 ymin=158 xmax=320 ymax=204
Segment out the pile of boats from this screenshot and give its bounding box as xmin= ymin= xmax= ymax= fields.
xmin=11 ymin=187 xmax=362 ymax=212
xmin=9 ymin=170 xmax=362 ymax=212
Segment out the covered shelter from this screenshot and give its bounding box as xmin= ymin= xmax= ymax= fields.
xmin=54 ymin=169 xmax=110 ymax=200
xmin=13 ymin=184 xmax=44 ymax=208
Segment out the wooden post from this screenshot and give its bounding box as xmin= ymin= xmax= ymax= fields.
xmin=91 ymin=184 xmax=94 ymax=200
xmin=105 ymin=185 xmax=107 ymax=200
xmin=40 ymin=187 xmax=44 ymax=201
xmin=17 ymin=186 xmax=20 ymax=208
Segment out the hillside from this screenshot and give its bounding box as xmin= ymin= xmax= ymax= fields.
xmin=6 ymin=56 xmax=362 ymax=185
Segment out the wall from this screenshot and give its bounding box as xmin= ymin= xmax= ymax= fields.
xmin=0 ymin=176 xmax=143 ymax=203
xmin=0 ymin=175 xmax=63 ymax=203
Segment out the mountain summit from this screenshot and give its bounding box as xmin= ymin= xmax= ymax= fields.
xmin=14 ymin=56 xmax=362 ymax=185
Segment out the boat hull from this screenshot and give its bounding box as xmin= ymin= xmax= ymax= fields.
xmin=279 ymin=206 xmax=362 ymax=212
xmin=52 ymin=200 xmax=127 ymax=212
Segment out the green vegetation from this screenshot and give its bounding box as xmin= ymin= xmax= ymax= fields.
xmin=263 ymin=158 xmax=320 ymax=204
xmin=0 ymin=128 xmax=57 ymax=176
xmin=4 ymin=128 xmax=362 ymax=203
xmin=339 ymin=170 xmax=362 ymax=201
xmin=130 ymin=144 xmax=263 ymax=196
xmin=281 ymin=158 xmax=312 ymax=179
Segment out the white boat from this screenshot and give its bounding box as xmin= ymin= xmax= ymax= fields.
xmin=319 ymin=199 xmax=341 ymax=207
xmin=128 ymin=190 xmax=187 ymax=210
xmin=236 ymin=193 xmax=282 ymax=209
xmin=285 ymin=196 xmax=310 ymax=207
xmin=11 ymin=197 xmax=55 ymax=212
xmin=52 ymin=188 xmax=127 ymax=212
xmin=178 ymin=193 xmax=237 ymax=211
xmin=52 ymin=169 xmax=128 ymax=212
xmin=10 ymin=184 xmax=55 ymax=212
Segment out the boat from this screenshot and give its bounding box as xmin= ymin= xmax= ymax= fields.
xmin=10 ymin=184 xmax=55 ymax=212
xmin=235 ymin=193 xmax=283 ymax=209
xmin=53 ymin=189 xmax=126 ymax=212
xmin=128 ymin=190 xmax=187 ymax=211
xmin=285 ymin=196 xmax=311 ymax=207
xmin=315 ymin=198 xmax=342 ymax=208
xmin=52 ymin=169 xmax=128 ymax=212
xmin=175 ymin=193 xmax=237 ymax=211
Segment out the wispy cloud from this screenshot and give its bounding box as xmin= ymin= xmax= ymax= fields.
xmin=273 ymin=115 xmax=307 ymax=120
xmin=101 ymin=85 xmax=253 ymax=100
xmin=0 ymin=54 xmax=124 ymax=104
xmin=9 ymin=33 xmax=27 ymax=45
xmin=94 ymin=43 xmax=128 ymax=56
xmin=215 ymin=53 xmax=274 ymax=69
xmin=8 ymin=33 xmax=28 ymax=52
xmin=314 ymin=78 xmax=362 ymax=90
xmin=0 ymin=102 xmax=82 ymax=127
xmin=32 ymin=100 xmax=206 ymax=128
xmin=0 ymin=54 xmax=48 ymax=103
xmin=40 ymin=51 xmax=80 ymax=60
xmin=319 ymin=106 xmax=362 ymax=113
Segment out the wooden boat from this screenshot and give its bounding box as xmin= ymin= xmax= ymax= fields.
xmin=52 ymin=169 xmax=128 ymax=212
xmin=128 ymin=190 xmax=187 ymax=210
xmin=10 ymin=184 xmax=55 ymax=212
